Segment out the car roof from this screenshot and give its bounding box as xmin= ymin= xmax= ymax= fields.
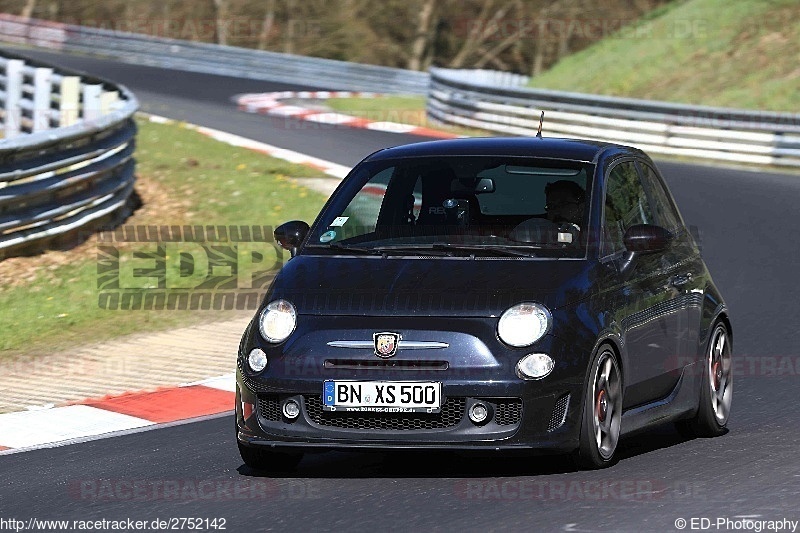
xmin=365 ymin=137 xmax=643 ymax=164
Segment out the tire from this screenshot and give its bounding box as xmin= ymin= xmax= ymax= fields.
xmin=574 ymin=344 xmax=623 ymax=469
xmin=237 ymin=440 xmax=303 ymax=473
xmin=677 ymin=321 xmax=732 ymax=438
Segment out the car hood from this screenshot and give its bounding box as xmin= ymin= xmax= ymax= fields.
xmin=267 ymin=255 xmax=594 ymax=317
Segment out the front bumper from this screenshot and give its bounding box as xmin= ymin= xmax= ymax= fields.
xmin=235 ymin=371 xmax=583 ymax=452
xmin=235 ymin=315 xmax=593 ymax=452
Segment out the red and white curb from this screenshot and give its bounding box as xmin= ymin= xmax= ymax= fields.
xmin=235 ymin=91 xmax=460 ymax=139
xmin=0 ymin=374 xmax=235 ymax=453
xmin=145 ymin=114 xmax=350 ymax=179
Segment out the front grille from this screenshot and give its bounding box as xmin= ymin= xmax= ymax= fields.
xmin=323 ymin=359 xmax=448 ymax=371
xmin=492 ymin=398 xmax=523 ymax=425
xmin=258 ymin=394 xmax=281 ymax=421
xmin=547 ymin=393 xmax=570 ymax=432
xmin=303 ymin=395 xmax=466 ymax=430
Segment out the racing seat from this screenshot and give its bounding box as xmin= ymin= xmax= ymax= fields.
xmin=416 ymin=165 xmax=458 ymax=228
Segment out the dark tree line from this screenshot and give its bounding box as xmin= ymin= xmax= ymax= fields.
xmin=2 ymin=0 xmax=670 ymax=74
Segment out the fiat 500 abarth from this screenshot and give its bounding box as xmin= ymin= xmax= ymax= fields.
xmin=235 ymin=137 xmax=732 ymax=469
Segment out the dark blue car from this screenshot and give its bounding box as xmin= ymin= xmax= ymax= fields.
xmin=235 ymin=137 xmax=732 ymax=469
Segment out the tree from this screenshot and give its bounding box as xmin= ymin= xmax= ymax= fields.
xmin=257 ymin=0 xmax=276 ymax=50
xmin=407 ymin=0 xmax=436 ymax=71
xmin=212 ymin=0 xmax=229 ymax=45
xmin=20 ymin=0 xmax=36 ymax=19
xmin=0 ymin=0 xmax=670 ymax=73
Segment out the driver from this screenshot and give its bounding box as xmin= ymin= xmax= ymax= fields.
xmin=545 ymin=180 xmax=586 ymax=230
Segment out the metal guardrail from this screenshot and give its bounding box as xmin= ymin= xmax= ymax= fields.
xmin=0 ymin=49 xmax=138 ymax=260
xmin=428 ymin=68 xmax=800 ymax=168
xmin=0 ymin=14 xmax=429 ymax=95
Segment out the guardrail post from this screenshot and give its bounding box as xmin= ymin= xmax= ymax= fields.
xmin=4 ymin=59 xmax=25 ymax=138
xmin=82 ymin=84 xmax=103 ymax=122
xmin=0 ymin=50 xmax=140 ymax=261
xmin=59 ymin=75 xmax=80 ymax=127
xmin=32 ymin=67 xmax=53 ymax=132
xmin=100 ymin=91 xmax=119 ymax=115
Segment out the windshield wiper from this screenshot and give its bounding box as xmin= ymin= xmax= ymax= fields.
xmin=310 ymin=242 xmax=540 ymax=258
xmin=318 ymin=243 xmax=384 ymax=255
xmin=381 ymin=247 xmax=456 ymax=257
xmin=428 ymin=243 xmax=539 ymax=258
xmin=367 ymin=243 xmax=538 ymax=258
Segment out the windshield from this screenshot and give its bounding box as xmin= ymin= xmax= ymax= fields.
xmin=306 ymin=155 xmax=594 ymax=258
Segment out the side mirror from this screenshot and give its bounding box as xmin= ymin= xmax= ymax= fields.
xmin=623 ymin=224 xmax=671 ymax=254
xmin=274 ymin=220 xmax=310 ymax=257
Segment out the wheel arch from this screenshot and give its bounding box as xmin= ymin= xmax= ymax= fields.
xmin=705 ymin=306 xmax=732 ymax=355
xmin=590 ymin=332 xmax=625 ymax=386
xmin=716 ymin=312 xmax=733 ymax=346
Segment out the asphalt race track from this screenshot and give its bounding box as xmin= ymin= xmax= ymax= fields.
xmin=3 ymin=49 xmax=800 ymax=532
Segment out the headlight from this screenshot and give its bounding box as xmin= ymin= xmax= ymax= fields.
xmin=516 ymin=353 xmax=554 ymax=380
xmin=497 ymin=302 xmax=551 ymax=347
xmin=259 ymin=299 xmax=297 ymax=343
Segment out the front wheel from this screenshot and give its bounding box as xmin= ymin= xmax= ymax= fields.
xmin=677 ymin=322 xmax=732 ymax=438
xmin=574 ymin=344 xmax=623 ymax=469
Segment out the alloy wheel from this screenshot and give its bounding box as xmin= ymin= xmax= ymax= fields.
xmin=591 ymin=350 xmax=622 ymax=460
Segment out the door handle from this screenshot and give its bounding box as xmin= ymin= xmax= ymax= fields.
xmin=671 ymin=273 xmax=693 ymax=287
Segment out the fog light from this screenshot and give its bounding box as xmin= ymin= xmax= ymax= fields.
xmin=248 ymin=348 xmax=268 ymax=372
xmin=469 ymin=403 xmax=489 ymax=424
xmin=282 ymin=399 xmax=300 ymax=420
xmin=516 ymin=353 xmax=554 ymax=380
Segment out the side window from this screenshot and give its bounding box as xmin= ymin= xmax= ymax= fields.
xmin=639 ymin=163 xmax=682 ymax=233
xmin=603 ymin=161 xmax=653 ymax=256
xmin=330 ymin=166 xmax=395 ymax=241
xmin=411 ymin=176 xmax=422 ymax=221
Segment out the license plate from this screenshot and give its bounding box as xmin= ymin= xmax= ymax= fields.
xmin=323 ymin=381 xmax=441 ymax=413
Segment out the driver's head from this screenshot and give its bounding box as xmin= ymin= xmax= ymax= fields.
xmin=545 ymin=180 xmax=586 ymax=225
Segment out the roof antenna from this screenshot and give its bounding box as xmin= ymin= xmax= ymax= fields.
xmin=536 ymin=111 xmax=545 ymax=138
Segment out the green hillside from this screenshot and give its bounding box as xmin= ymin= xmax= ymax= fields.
xmin=528 ymin=0 xmax=800 ymax=111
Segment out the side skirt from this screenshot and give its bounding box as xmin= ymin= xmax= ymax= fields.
xmin=621 ymin=363 xmax=700 ymax=436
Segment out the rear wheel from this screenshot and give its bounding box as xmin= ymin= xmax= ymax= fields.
xmin=574 ymin=345 xmax=622 ymax=469
xmin=677 ymin=322 xmax=732 ymax=438
xmin=237 ymin=441 xmax=303 ymax=472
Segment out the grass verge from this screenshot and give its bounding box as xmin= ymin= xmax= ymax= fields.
xmin=325 ymin=96 xmax=489 ymax=137
xmin=527 ymin=0 xmax=800 ymax=111
xmin=0 ymin=116 xmax=329 ymax=359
